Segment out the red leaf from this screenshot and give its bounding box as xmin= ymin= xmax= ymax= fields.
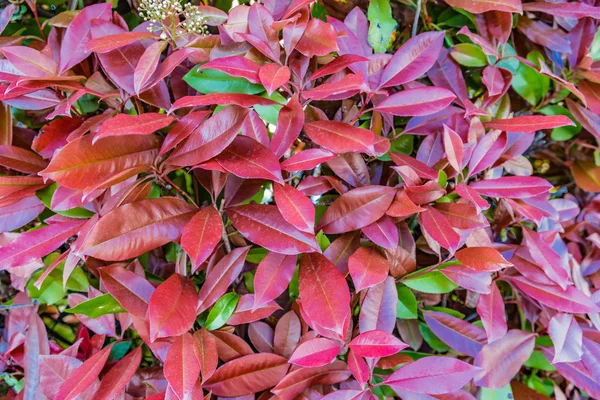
xmin=169 ymin=93 xmax=279 ymax=112
xmin=253 ymin=252 xmax=297 ymax=310
xmin=95 ymin=346 xmax=142 ymax=400
xmin=455 ymin=247 xmax=512 ymax=271
xmin=523 ymin=1 xmax=600 ymax=18
xmin=199 ymin=56 xmax=261 ymax=83
xmin=323 ymin=231 xmax=361 ymax=275
xmin=228 ymin=204 xmax=320 ymax=255
xmin=374 ymin=87 xmax=456 ymax=116
xmin=347 ymin=349 xmax=370 ymax=386
xmin=508 ymin=276 xmax=599 ymax=313
xmin=442 ymin=124 xmax=464 ymax=173
xmin=270 ymin=95 xmax=304 ymax=158
xmin=164 ymin=333 xmax=201 ymax=400
xmin=55 ymin=344 xmax=113 ymax=400
xmin=134 ymin=41 xmax=168 ymax=94
xmin=274 ymin=311 xmax=302 ymax=359
xmin=0 ymin=196 xmax=45 ymax=233
xmin=303 ymin=73 xmax=368 ymax=101
xmin=274 ymin=183 xmax=315 ymax=233
xmin=94 ymin=113 xmax=174 ymax=142
xmin=193 ymin=329 xmax=218 ymax=383
xmin=484 ymin=115 xmax=575 ymax=132
xmin=299 ymin=253 xmax=351 ymax=338
xmin=454 ymin=183 xmax=490 ymax=212
xmin=160 ymin=111 xmax=210 ymax=156
xmin=272 ymin=360 xmax=351 ymax=400
xmin=318 ymin=186 xmax=396 ymax=234
xmin=349 ymin=330 xmax=408 ymax=358
xmin=385 ymin=356 xmax=479 ymax=395
xmin=40 ymin=134 xmax=161 ymax=191
xmin=474 ymin=330 xmax=535 ymax=389
xmin=521 ymin=228 xmax=571 ymax=289
xmin=419 ymin=206 xmax=460 ymax=252
xmin=289 ymin=338 xmax=341 ymax=367
xmin=181 ymin=206 xmax=223 ymax=272
xmin=477 ymin=282 xmax=508 ymax=343
xmin=281 ymin=148 xmax=336 ymax=172
xmin=259 ymin=64 xmax=290 ymax=95
xmin=168 ymin=106 xmax=249 ymax=167
xmin=197 ymin=246 xmax=250 ymax=313
xmin=310 ymin=54 xmax=370 ymax=81
xmin=348 ymin=246 xmax=389 ymax=292
xmin=2 ymin=46 xmax=58 ymax=78
xmin=443 ymin=0 xmax=522 ymax=14
xmin=359 ymin=277 xmax=398 ymax=334
xmin=0 ymin=145 xmax=47 ymax=173
xmin=79 ymin=197 xmax=197 ymax=261
xmin=295 ymin=18 xmax=338 ymax=57
xmin=434 ymin=202 xmax=488 ymax=230
xmin=227 ymin=294 xmax=280 ymax=325
xmin=303 ymin=121 xmax=375 ymax=154
xmin=148 ymin=274 xmax=198 ymax=341
xmin=378 ymin=31 xmax=446 ymax=88
xmin=86 ymin=31 xmax=156 ymax=53
xmin=99 ymin=265 xmax=155 ymax=319
xmin=362 ymin=215 xmax=398 ymax=250
xmin=469 ymin=176 xmax=552 ymax=199
xmin=390 ymin=152 xmax=438 ymax=180
xmin=212 ymin=136 xmax=284 ymax=184
xmin=203 ymin=353 xmax=289 ymax=397
xmin=0 ymin=218 xmax=85 ymax=269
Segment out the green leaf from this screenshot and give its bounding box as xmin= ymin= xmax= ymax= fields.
xmin=524 ymin=350 xmax=555 ymax=371
xmin=379 ymin=135 xmax=414 ymax=162
xmin=246 ymin=248 xmax=268 ymax=264
xmin=65 ymin=293 xmax=126 ymax=318
xmin=396 ymin=284 xmax=418 ymax=319
xmin=36 ymin=183 xmax=95 ymax=219
xmin=204 ymin=292 xmax=239 ymax=330
xmin=450 ymin=43 xmax=488 ymax=67
xmin=511 ymin=51 xmax=550 ymax=106
xmin=367 ymin=0 xmax=397 ymax=53
xmin=27 ymin=262 xmax=89 ymax=305
xmin=316 ymin=231 xmax=331 ymax=252
xmin=109 ymin=341 xmax=132 ymax=361
xmin=539 ymin=105 xmax=581 ymax=141
xmin=590 ymin=28 xmax=600 ymax=62
xmin=403 ymin=271 xmax=458 ymax=293
xmin=419 ymin=323 xmax=450 ymax=352
xmin=289 ymin=264 xmax=300 ymax=301
xmin=254 ymin=91 xmax=285 ymax=125
xmin=184 ymin=67 xmax=264 ymax=95
xmin=480 ymin=385 xmax=514 ymax=400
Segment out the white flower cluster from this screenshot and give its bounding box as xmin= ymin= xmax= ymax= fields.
xmin=138 ymin=0 xmax=208 ymax=36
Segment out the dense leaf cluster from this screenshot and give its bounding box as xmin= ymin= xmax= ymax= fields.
xmin=0 ymin=0 xmax=600 ymax=399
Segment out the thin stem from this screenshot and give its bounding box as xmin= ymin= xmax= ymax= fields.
xmin=219 ymin=199 xmax=232 ymax=254
xmin=156 ymin=171 xmax=198 ymax=207
xmin=412 ymin=0 xmax=423 ymax=37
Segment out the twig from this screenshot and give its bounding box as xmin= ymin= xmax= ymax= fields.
xmin=0 ymin=302 xmax=36 ymax=310
xmin=158 ymin=173 xmax=198 ymax=207
xmin=412 ymin=0 xmax=422 ymax=37
xmin=219 ymin=199 xmax=232 ymax=254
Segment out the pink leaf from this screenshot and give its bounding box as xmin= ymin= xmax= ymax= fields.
xmin=374 ymin=87 xmax=455 ymax=116
xmin=181 ymin=206 xmax=223 ymax=271
xmin=348 ymin=246 xmax=389 ymax=292
xmin=419 ymin=206 xmax=460 ymax=252
xmin=164 ymin=333 xmax=201 ymax=400
xmin=442 ymin=124 xmax=464 ymax=173
xmin=55 ymin=344 xmax=113 ymax=400
xmin=259 ymin=64 xmax=290 ymax=95
xmin=476 ymin=282 xmax=508 ymax=343
xmin=349 ymin=330 xmax=408 ymax=358
xmin=289 ymin=338 xmax=341 ymax=367
xmin=469 ymin=176 xmax=552 ymax=199
xmin=484 ymin=115 xmax=575 ymax=132
xmin=253 ymin=252 xmax=297 ymax=310
xmin=303 ymin=120 xmax=375 ymax=154
xmin=549 ymin=313 xmax=583 ymax=363
xmin=274 ymin=183 xmax=315 ymax=233
xmin=95 ymin=347 xmax=142 ymax=400
xmin=94 ymin=113 xmax=174 ymax=142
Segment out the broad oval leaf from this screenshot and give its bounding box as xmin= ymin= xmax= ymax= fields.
xmin=423 ymin=310 xmax=486 ymax=357
xmin=180 ymin=206 xmax=223 ymax=271
xmin=374 ymin=87 xmax=456 ymax=116
xmin=274 ymin=183 xmax=315 ymax=233
xmin=299 ymin=253 xmax=351 ymax=338
xmin=349 ymin=330 xmax=408 ymax=358
xmin=348 ymin=246 xmax=389 ymax=292
xmin=79 ymin=197 xmax=197 ymax=261
xmin=303 ymin=121 xmax=375 ymax=154
xmin=164 ymin=333 xmax=201 ymax=399
xmin=455 ymin=247 xmax=512 ymax=271
xmin=318 ymin=186 xmax=396 ymax=234
xmin=385 ymin=356 xmax=480 ymax=394
xmin=40 ymin=133 xmax=161 ymax=191
xmin=228 ymin=204 xmax=320 ymax=255
xmin=289 ymin=338 xmax=341 ymax=367
xmin=203 ymin=353 xmax=289 ymax=397
xmin=148 ymin=274 xmax=198 ymax=342
xmin=253 ymin=252 xmax=297 ymax=310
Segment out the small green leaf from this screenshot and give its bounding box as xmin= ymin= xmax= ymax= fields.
xmin=539 ymin=105 xmax=581 ymax=141
xmin=511 ymin=50 xmax=550 ymax=106
xmin=109 ymin=341 xmax=132 ymax=361
xmin=204 ymin=292 xmax=239 ymax=330
xmin=450 ymin=43 xmax=488 ymax=67
xmin=367 ymin=0 xmax=397 ymax=53
xmin=36 ymin=183 xmax=95 ymax=219
xmin=243 ymin=271 xmax=255 ymax=294
xmin=184 ymin=67 xmax=264 ymax=95
xmin=289 ymin=265 xmax=300 ymax=301
xmin=438 ymin=170 xmax=448 ymax=188
xmin=396 ymin=284 xmax=418 ymax=319
xmin=419 ymin=323 xmax=450 ymax=352
xmin=524 ymin=350 xmax=555 ymax=371
xmin=65 ymin=293 xmax=126 ymax=318
xmin=480 ymin=385 xmax=514 ymax=400
xmin=590 ymin=28 xmax=600 ymax=61
xmin=246 ymin=248 xmax=268 ymax=264
xmin=316 ymin=231 xmax=331 ymax=252
xmin=379 ymin=135 xmax=414 ymax=161
xmin=403 ymin=271 xmax=458 ymax=294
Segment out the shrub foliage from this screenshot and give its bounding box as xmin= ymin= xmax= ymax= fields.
xmin=0 ymin=0 xmax=600 ymax=398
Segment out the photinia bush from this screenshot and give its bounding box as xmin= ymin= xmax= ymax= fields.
xmin=1 ymin=0 xmax=600 ymax=398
